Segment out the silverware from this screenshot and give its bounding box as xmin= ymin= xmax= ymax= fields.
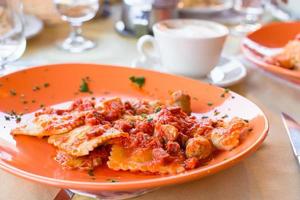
xmin=53 ymin=189 xmax=74 ymax=200
xmin=281 ymin=112 xmax=300 ymax=165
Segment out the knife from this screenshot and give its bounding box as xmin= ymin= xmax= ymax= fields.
xmin=281 ymin=112 xmax=300 ymax=165
xmin=53 ymin=189 xmax=74 ymax=200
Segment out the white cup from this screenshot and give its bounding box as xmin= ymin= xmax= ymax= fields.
xmin=137 ymin=19 xmax=228 ymax=78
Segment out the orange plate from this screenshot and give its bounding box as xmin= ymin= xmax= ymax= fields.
xmin=242 ymin=22 xmax=300 ymax=82
xmin=0 ymin=63 xmax=268 ymax=192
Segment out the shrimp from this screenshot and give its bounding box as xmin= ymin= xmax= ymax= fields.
xmin=210 ymin=118 xmax=249 ymax=151
xmin=185 ymin=136 xmax=212 ymax=159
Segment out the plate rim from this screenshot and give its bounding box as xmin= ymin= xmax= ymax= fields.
xmin=0 ymin=63 xmax=269 ymax=191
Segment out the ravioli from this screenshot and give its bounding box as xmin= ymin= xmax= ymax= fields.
xmin=11 ymin=111 xmax=85 ymax=137
xmin=48 ymin=126 xmax=128 ymax=157
xmin=54 ymin=145 xmax=110 ymax=170
xmin=107 ymin=145 xmax=185 ymax=174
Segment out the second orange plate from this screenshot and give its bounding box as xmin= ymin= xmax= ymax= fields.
xmin=0 ymin=63 xmax=268 ymax=193
xmin=242 ymin=22 xmax=300 ymax=84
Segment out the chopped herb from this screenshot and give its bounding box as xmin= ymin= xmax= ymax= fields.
xmin=129 ymin=76 xmax=145 ymax=88
xmin=201 ymin=116 xmax=208 ymax=119
xmin=32 ymin=86 xmax=40 ymax=91
xmin=106 ymin=178 xmax=118 ymax=183
xmin=40 ymin=104 xmax=45 ymax=108
xmin=10 ymin=89 xmax=17 ymax=96
xmin=220 ymin=88 xmax=230 ymax=98
xmin=79 ymin=78 xmax=90 ymax=93
xmin=87 ymin=169 xmax=94 ymax=177
xmin=221 ymin=114 xmax=228 ymax=119
xmin=7 ymin=111 xmax=22 ymax=123
xmin=155 ymin=107 xmax=161 ymax=113
xmin=43 ymin=83 xmax=50 ymax=88
xmin=243 ymin=119 xmax=249 ymax=123
xmin=207 ymin=102 xmax=213 ymax=106
xmin=31 ymin=100 xmax=36 ymax=103
xmin=141 ymin=113 xmax=147 ymax=118
xmin=16 ymin=116 xmax=21 ymax=123
xmin=147 ymin=117 xmax=153 ymax=122
xmin=4 ymin=116 xmax=10 ymax=121
xmin=214 ymin=110 xmax=220 ymax=116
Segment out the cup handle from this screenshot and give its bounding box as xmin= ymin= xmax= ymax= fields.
xmin=137 ymin=35 xmax=159 ymax=64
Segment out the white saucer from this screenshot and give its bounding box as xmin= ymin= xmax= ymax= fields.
xmin=24 ymin=15 xmax=44 ymax=39
xmin=132 ymin=56 xmax=247 ymax=88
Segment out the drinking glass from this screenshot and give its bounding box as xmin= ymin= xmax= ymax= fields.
xmin=0 ymin=0 xmax=26 ymax=75
xmin=232 ymin=0 xmax=265 ymax=35
xmin=53 ymin=0 xmax=99 ymax=53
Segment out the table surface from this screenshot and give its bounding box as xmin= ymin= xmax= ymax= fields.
xmin=1 ymin=6 xmax=300 ymax=200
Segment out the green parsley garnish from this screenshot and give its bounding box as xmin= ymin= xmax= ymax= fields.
xmin=129 ymin=76 xmax=145 ymax=88
xmin=141 ymin=113 xmax=147 ymax=118
xmin=43 ymin=83 xmax=50 ymax=88
xmin=106 ymin=178 xmax=118 ymax=183
xmin=220 ymin=88 xmax=230 ymax=98
xmin=201 ymin=116 xmax=208 ymax=119
xmin=221 ymin=114 xmax=228 ymax=119
xmin=10 ymin=89 xmax=17 ymax=96
xmin=31 ymin=100 xmax=36 ymax=103
xmin=79 ymin=78 xmax=90 ymax=93
xmin=207 ymin=102 xmax=213 ymax=106
xmin=214 ymin=110 xmax=220 ymax=116
xmin=147 ymin=117 xmax=153 ymax=122
xmin=40 ymin=104 xmax=45 ymax=108
xmin=155 ymin=107 xmax=161 ymax=113
xmin=7 ymin=111 xmax=22 ymax=123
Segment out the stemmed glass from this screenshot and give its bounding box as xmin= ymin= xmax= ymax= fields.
xmin=232 ymin=0 xmax=265 ymax=35
xmin=0 ymin=0 xmax=26 ymax=75
xmin=53 ymin=0 xmax=100 ymax=53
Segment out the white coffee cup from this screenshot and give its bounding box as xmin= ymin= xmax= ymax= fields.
xmin=137 ymin=19 xmax=228 ymax=78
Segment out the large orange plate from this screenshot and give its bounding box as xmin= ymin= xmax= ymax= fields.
xmin=0 ymin=63 xmax=268 ymax=192
xmin=242 ymin=22 xmax=300 ymax=83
